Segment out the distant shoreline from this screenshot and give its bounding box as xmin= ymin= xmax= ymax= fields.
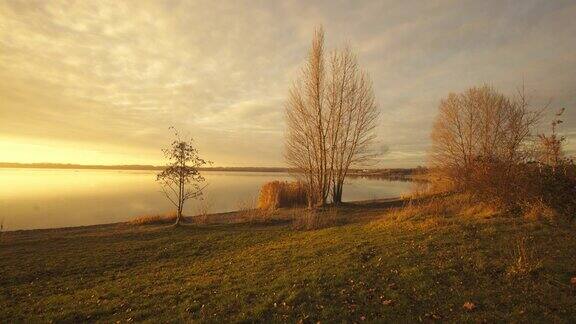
xmin=0 ymin=162 xmax=285 ymax=172
xmin=0 ymin=162 xmax=425 ymax=181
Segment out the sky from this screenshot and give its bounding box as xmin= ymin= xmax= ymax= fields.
xmin=1 ymin=0 xmax=575 ymax=167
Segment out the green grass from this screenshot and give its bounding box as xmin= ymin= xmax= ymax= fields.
xmin=1 ymin=200 xmax=575 ymax=322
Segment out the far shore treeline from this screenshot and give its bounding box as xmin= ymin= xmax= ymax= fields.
xmin=0 ymin=162 xmax=423 ymax=179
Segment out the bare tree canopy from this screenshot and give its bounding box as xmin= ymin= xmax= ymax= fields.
xmin=285 ymin=27 xmax=378 ymax=207
xmin=430 ymin=85 xmax=541 ymax=201
xmin=157 ymin=127 xmax=210 ymax=225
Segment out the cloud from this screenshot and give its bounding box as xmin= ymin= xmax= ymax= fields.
xmin=0 ymin=0 xmax=575 ymax=167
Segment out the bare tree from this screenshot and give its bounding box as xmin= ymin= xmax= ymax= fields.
xmin=537 ymin=108 xmax=569 ymax=172
xmin=326 ymin=46 xmax=378 ymax=204
xmin=285 ymin=27 xmax=330 ymax=207
xmin=157 ymin=127 xmax=209 ymax=225
xmin=285 ymin=27 xmax=378 ymax=207
xmin=430 ymin=85 xmax=541 ymax=202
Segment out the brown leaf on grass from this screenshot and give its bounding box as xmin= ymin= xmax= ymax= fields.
xmin=463 ymin=302 xmax=476 ymax=311
xmin=382 ymin=299 xmax=394 ymax=306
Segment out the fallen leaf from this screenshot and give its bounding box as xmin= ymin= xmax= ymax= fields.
xmin=383 ymin=299 xmax=394 ymax=306
xmin=463 ymin=302 xmax=476 ymax=311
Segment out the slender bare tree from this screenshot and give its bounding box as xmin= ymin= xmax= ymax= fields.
xmin=537 ymin=108 xmax=568 ymax=172
xmin=285 ymin=27 xmax=330 ymax=207
xmin=157 ymin=127 xmax=209 ymax=225
xmin=285 ymin=27 xmax=378 ymax=207
xmin=326 ymin=46 xmax=378 ymax=204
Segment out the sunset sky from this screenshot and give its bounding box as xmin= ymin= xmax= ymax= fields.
xmin=1 ymin=0 xmax=575 ymax=167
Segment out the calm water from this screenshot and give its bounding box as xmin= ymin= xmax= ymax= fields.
xmin=0 ymin=169 xmax=411 ymax=230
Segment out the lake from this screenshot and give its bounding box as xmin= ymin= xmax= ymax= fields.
xmin=0 ymin=169 xmax=412 ymax=231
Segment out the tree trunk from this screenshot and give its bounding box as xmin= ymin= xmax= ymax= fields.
xmin=175 ymin=174 xmax=183 ymax=226
xmin=174 ymin=204 xmax=182 ymax=226
xmin=332 ymin=183 xmax=343 ymax=205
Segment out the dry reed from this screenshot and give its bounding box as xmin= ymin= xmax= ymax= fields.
xmin=129 ymin=212 xmax=177 ymax=225
xmin=257 ymin=181 xmax=308 ymax=210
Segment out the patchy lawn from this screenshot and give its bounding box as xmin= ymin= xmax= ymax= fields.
xmin=1 ymin=200 xmax=575 ymax=322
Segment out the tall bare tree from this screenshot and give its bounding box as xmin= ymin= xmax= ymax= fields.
xmin=327 ymin=46 xmax=378 ymax=204
xmin=285 ymin=27 xmax=378 ymax=207
xmin=285 ymin=27 xmax=330 ymax=207
xmin=157 ymin=127 xmax=209 ymax=225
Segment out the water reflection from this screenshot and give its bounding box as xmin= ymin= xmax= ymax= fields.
xmin=0 ymin=169 xmax=411 ymax=230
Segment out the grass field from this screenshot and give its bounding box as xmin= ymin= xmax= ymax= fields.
xmin=1 ymin=199 xmax=575 ymax=322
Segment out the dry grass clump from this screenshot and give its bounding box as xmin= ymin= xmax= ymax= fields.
xmin=387 ymin=195 xmax=456 ymax=223
xmin=506 ymin=236 xmax=543 ymax=277
xmin=129 ymin=212 xmax=177 ymax=225
xmin=292 ymin=208 xmax=338 ymax=231
xmin=191 ymin=199 xmax=214 ymax=225
xmin=248 ymin=209 xmax=276 ymax=224
xmin=401 ymin=169 xmax=450 ymax=200
xmin=237 ymin=196 xmax=257 ymax=221
xmin=193 ymin=212 xmax=209 ymax=225
xmin=388 ymin=194 xmax=500 ymax=226
xmin=234 ymin=196 xmax=275 ymax=224
xmin=522 ymin=199 xmax=569 ymax=226
xmin=257 ymin=181 xmax=308 ymax=210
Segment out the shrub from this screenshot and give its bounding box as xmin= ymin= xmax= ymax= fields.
xmin=257 ymin=181 xmax=308 ymax=210
xmin=519 ymin=108 xmax=576 ymax=222
xmin=129 ymin=212 xmax=177 ymax=225
xmin=519 ymin=163 xmax=576 ymax=223
xmin=430 ymin=85 xmax=539 ymax=203
xmin=428 ymin=86 xmax=575 ymax=222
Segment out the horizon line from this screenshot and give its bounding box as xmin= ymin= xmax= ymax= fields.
xmin=0 ymin=162 xmax=419 ymax=172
